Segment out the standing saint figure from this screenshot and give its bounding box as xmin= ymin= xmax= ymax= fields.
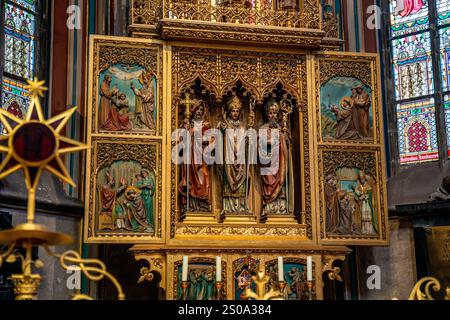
xmin=352 ymin=85 xmax=371 ymax=138
xmin=131 ymin=71 xmax=156 ymax=130
xmin=218 ymin=95 xmax=248 ymax=215
xmin=335 ymin=191 xmax=355 ymax=235
xmin=179 ymin=101 xmax=212 ymax=212
xmin=99 ymin=170 xmax=126 ymax=230
xmin=99 ymin=75 xmax=118 ymax=127
xmin=259 ymin=99 xmax=292 ymax=216
xmin=354 ymin=171 xmax=378 ymax=235
xmin=331 ymin=96 xmax=361 ymax=140
xmin=134 ymin=169 xmax=155 ymax=228
xmin=324 ymin=174 xmax=339 ymax=233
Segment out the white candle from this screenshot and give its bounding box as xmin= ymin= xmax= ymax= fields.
xmin=182 ymin=256 xmax=189 ymax=282
xmin=216 ymin=256 xmax=222 ymax=282
xmin=278 ymin=257 xmax=284 ymax=282
xmin=307 ymin=256 xmax=313 ymax=281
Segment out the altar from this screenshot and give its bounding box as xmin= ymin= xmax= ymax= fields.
xmin=82 ymin=0 xmax=388 ymax=300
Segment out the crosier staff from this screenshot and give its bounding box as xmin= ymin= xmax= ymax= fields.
xmin=245 ymin=95 xmax=256 ymax=215
xmin=181 ymin=93 xmax=192 ymax=212
xmin=280 ymin=96 xmax=293 ymax=215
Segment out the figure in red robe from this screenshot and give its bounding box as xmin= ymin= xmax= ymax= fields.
xmin=398 ymin=0 xmax=424 ymax=17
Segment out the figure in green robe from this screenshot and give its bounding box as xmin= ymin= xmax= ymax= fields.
xmin=134 ymin=169 xmax=155 ymax=228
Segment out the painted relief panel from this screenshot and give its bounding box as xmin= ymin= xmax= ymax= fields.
xmin=317 ymin=53 xmax=382 ymax=145
xmin=85 ymin=140 xmax=162 ymax=242
xmin=98 ymin=64 xmax=157 ymax=132
xmin=316 ymin=52 xmax=388 ymax=246
xmin=85 ymin=36 xmax=164 ymax=243
xmin=318 ymin=148 xmax=387 ymax=245
xmin=89 ymin=37 xmax=162 ymax=136
xmin=233 ymin=256 xmax=259 ymax=300
xmin=320 ymin=77 xmax=373 ymax=141
xmin=163 ymin=252 xmax=332 ymax=300
xmin=265 ymin=258 xmax=315 ymax=300
xmin=173 ymin=258 xmax=226 ymax=300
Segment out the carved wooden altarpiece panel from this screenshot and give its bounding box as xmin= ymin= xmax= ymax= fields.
xmin=316 ymin=52 xmax=389 ymax=245
xmin=84 ymin=37 xmax=165 ymax=243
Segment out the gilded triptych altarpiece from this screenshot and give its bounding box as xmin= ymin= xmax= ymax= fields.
xmin=83 ymin=32 xmax=388 ymax=298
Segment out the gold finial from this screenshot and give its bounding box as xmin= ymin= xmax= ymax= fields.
xmin=242 ymin=266 xmax=283 ymax=300
xmin=25 ymin=77 xmax=48 ymax=98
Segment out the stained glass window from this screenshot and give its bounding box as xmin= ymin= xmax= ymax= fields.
xmin=390 ymin=0 xmax=429 ymax=37
xmin=1 ymin=0 xmax=39 ymax=135
xmin=392 ymin=32 xmax=434 ymax=101
xmin=389 ymin=1 xmax=444 ymax=165
xmin=397 ymin=98 xmax=439 ymax=164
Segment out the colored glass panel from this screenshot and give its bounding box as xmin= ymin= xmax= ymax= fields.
xmin=4 ymin=2 xmax=37 ymax=79
xmin=443 ymin=95 xmax=450 ymax=156
xmin=439 ymin=26 xmax=450 ymax=91
xmin=397 ymin=98 xmax=439 ymax=164
xmin=392 ymin=32 xmax=433 ymax=101
xmin=438 ymin=0 xmax=450 ymax=25
xmin=1 ymin=77 xmax=30 ymax=134
xmin=390 ymin=0 xmax=429 ymax=37
xmin=9 ymin=0 xmax=37 ymax=12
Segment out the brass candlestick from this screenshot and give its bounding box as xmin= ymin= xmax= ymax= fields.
xmin=215 ymin=281 xmax=224 ymax=300
xmin=0 ymin=78 xmax=124 ymax=300
xmin=181 ymin=281 xmax=189 ymax=300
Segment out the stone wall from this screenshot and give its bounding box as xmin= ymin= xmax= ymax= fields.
xmin=356 ymin=218 xmax=417 ymax=300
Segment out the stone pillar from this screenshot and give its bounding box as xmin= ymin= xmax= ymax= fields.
xmin=357 ymin=218 xmax=417 ymax=300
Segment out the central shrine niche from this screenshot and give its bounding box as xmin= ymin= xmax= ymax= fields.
xmin=176 ymin=84 xmax=298 ymax=222
xmin=170 ymin=46 xmax=310 ymax=239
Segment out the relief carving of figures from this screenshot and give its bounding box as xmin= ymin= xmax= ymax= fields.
xmin=98 ymin=64 xmax=157 ymax=133
xmin=324 ymin=175 xmax=339 ymax=233
xmin=352 ymin=85 xmax=371 ymax=138
xmin=179 ymin=100 xmax=212 ymax=212
xmin=99 ymin=75 xmax=119 ymax=127
xmin=331 ymin=96 xmax=361 ymax=140
xmin=267 ymin=261 xmax=308 ymax=300
xmin=177 ymin=262 xmax=217 ymax=301
xmin=99 ymin=169 xmax=127 ymax=229
xmin=218 ymin=95 xmax=249 ymax=215
xmin=325 ymin=167 xmax=378 ymax=237
xmin=259 ymin=99 xmax=294 ymax=217
xmin=354 ymin=171 xmax=378 ymax=235
xmin=97 ymin=161 xmax=156 ymax=234
xmin=131 ymin=70 xmax=156 ymax=130
xmin=321 ymin=77 xmax=373 ymax=141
